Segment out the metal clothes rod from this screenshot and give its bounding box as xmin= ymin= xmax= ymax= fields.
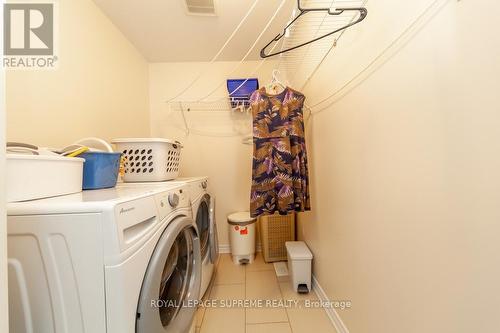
xmin=260 ymin=0 xmax=367 ymax=58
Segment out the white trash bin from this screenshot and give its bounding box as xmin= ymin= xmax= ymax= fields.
xmin=286 ymin=241 xmax=313 ymax=293
xmin=228 ymin=212 xmax=257 ymax=265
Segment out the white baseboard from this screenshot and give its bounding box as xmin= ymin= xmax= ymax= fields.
xmin=312 ymin=275 xmax=350 ymax=333
xmin=218 ymin=244 xmax=261 ymax=254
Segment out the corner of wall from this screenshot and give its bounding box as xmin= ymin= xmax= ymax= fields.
xmin=0 ymin=1 xmax=9 ymax=328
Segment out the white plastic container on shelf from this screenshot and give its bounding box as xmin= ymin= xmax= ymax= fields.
xmin=286 ymin=241 xmax=313 ymax=293
xmin=6 ymin=154 xmax=84 ymax=202
xmin=111 ymin=138 xmax=182 ymax=182
xmin=228 ymin=212 xmax=257 ymax=265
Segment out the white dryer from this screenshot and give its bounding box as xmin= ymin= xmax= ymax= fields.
xmin=118 ymin=177 xmax=218 ymax=298
xmin=7 ymin=185 xmax=201 ymax=333
xmin=181 ymin=177 xmax=218 ymax=298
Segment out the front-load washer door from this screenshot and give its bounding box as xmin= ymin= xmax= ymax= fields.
xmin=196 ymin=194 xmax=211 ymax=262
xmin=136 ymin=216 xmax=201 ymax=333
xmin=209 ymin=196 xmax=219 ymax=264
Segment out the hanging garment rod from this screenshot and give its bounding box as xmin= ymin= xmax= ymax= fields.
xmin=260 ymin=0 xmax=367 ymax=58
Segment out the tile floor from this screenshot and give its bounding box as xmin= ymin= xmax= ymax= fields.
xmin=195 ymin=253 xmax=337 ymax=333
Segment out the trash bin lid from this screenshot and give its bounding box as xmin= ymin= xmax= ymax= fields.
xmin=285 ymin=241 xmax=313 ymax=260
xmin=228 ymin=212 xmax=256 ymax=225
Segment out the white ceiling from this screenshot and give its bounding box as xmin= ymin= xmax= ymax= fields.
xmin=93 ymin=0 xmax=297 ymax=62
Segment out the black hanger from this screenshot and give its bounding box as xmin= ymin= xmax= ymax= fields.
xmin=260 ymin=0 xmax=368 ymax=58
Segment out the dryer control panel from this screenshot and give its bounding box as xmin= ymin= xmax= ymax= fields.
xmin=190 ymin=178 xmax=209 ymax=200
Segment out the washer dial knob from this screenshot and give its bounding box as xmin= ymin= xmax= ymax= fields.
xmin=168 ymin=193 xmax=179 ymax=207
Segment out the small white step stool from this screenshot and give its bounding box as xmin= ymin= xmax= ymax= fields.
xmin=285 ymin=241 xmax=313 ymax=293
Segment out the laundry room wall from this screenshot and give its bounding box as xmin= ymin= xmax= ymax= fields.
xmin=297 ymin=0 xmax=500 ymax=332
xmin=149 ymin=60 xmax=279 ymax=248
xmin=0 ymin=11 xmax=8 ymax=327
xmin=5 ymin=0 xmax=150 ymax=148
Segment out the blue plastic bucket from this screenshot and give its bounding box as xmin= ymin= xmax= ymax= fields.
xmin=81 ymin=152 xmax=121 ymax=190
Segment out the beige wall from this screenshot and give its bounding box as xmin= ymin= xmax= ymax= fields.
xmin=149 ymin=61 xmax=279 ymax=247
xmin=1 ymin=1 xmax=8 ymax=327
xmin=6 ymin=0 xmax=150 ymax=147
xmin=298 ymin=0 xmax=500 ymax=332
xmin=0 ymin=97 xmax=7 ymax=332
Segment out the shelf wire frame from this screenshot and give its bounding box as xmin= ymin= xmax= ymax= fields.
xmin=277 ymin=0 xmax=367 ymax=89
xmin=167 ymin=0 xmax=367 ymax=115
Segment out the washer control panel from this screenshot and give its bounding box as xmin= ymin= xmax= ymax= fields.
xmin=155 ymin=187 xmax=188 ymax=221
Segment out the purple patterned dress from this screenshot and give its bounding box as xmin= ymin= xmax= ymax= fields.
xmin=249 ymin=87 xmax=311 ymax=218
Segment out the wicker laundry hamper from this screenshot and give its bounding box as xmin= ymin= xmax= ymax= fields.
xmin=258 ymin=213 xmax=295 ymax=263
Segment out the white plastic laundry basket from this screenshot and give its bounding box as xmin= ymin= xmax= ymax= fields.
xmin=6 ymin=154 xmax=84 ymax=202
xmin=111 ymin=138 xmax=182 ymax=182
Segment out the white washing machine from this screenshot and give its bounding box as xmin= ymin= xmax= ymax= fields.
xmin=7 ymin=185 xmax=201 ymax=333
xmin=118 ymin=177 xmax=218 ymax=298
